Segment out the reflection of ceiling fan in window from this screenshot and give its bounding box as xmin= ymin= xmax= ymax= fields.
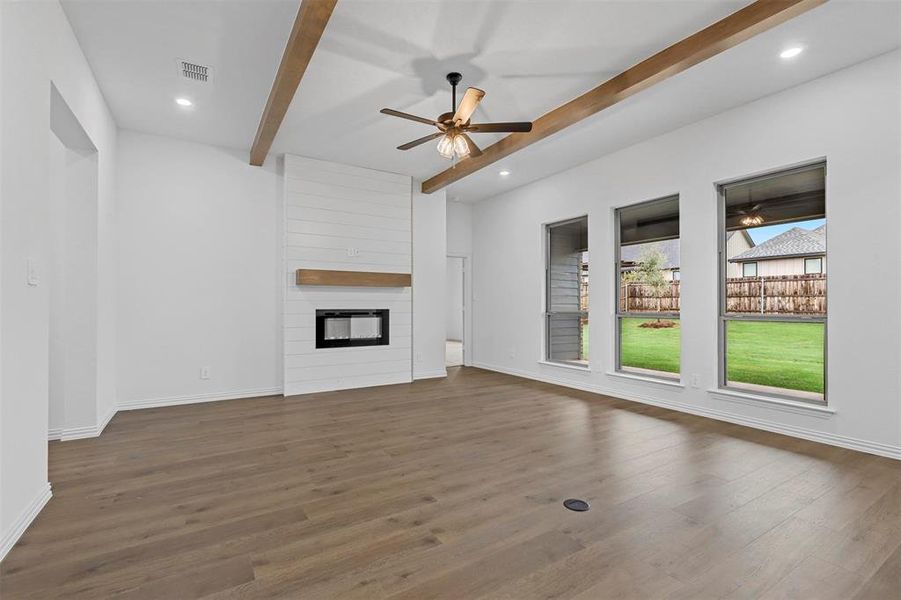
xmin=380 ymin=72 xmax=533 ymax=160
xmin=737 ymin=204 xmax=764 ymax=227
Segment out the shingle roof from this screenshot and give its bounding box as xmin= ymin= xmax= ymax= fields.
xmin=730 ymin=225 xmax=826 ymax=262
xmin=621 ymin=239 xmax=680 ymax=270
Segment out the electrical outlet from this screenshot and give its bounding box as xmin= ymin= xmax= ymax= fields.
xmin=415 ymin=352 xmax=423 ymax=363
xmin=346 ymin=247 xmax=360 ymax=257
xmin=690 ymin=373 xmax=701 ymax=388
xmin=200 ymin=366 xmax=210 ymax=380
xmin=509 ymin=347 xmax=516 ymax=359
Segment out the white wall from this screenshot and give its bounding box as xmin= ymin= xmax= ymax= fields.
xmin=413 ymin=186 xmax=447 ymax=379
xmin=471 ymin=50 xmax=901 ymax=458
xmin=48 ymin=133 xmax=68 ymax=434
xmin=116 ymin=131 xmax=281 ymax=408
xmin=446 ymin=200 xmax=473 ymax=363
xmin=447 ymin=200 xmax=472 ymax=256
xmin=284 ymin=155 xmax=413 ymax=394
xmin=0 ymin=0 xmax=117 ymax=560
xmin=446 ymin=257 xmax=464 ymax=341
xmin=48 ymin=133 xmax=101 ymax=436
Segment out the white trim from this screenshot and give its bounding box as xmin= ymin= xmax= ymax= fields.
xmin=58 ymin=424 xmax=98 ymax=441
xmin=472 ymin=362 xmax=901 ymax=461
xmin=414 ymin=369 xmax=448 ymax=380
xmin=709 ymin=388 xmax=835 ymax=418
xmin=118 ymin=387 xmax=283 ymax=411
xmin=49 ymin=405 xmax=121 ymax=441
xmin=285 ymin=375 xmax=410 ymax=397
xmin=538 ymin=360 xmax=591 ymax=373
xmin=0 ymin=483 xmax=52 ymax=563
xmin=606 ymin=370 xmax=684 ymax=389
xmin=97 ymin=405 xmax=117 ymax=434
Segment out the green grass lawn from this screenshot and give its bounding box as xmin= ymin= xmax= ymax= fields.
xmin=619 ymin=318 xmax=681 ymax=374
xmin=583 ymin=319 xmax=824 ymax=394
xmin=610 ymin=318 xmax=824 ymax=394
xmin=725 ymin=320 xmax=824 ymax=394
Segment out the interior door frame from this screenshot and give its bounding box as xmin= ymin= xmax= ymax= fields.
xmin=447 ymin=253 xmax=472 ymax=367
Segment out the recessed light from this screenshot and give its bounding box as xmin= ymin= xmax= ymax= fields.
xmin=175 ymin=97 xmax=193 ymax=107
xmin=499 ymin=170 xmax=511 ymax=177
xmin=779 ymin=46 xmax=804 ymax=59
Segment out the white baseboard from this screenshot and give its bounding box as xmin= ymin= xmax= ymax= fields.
xmin=48 ymin=405 xmax=119 ymax=442
xmin=414 ymin=369 xmax=447 ymax=380
xmin=118 ymin=387 xmax=283 ymax=411
xmin=97 ymin=405 xmax=117 ymax=434
xmin=0 ymin=482 xmax=52 ymax=563
xmin=472 ymin=361 xmax=901 ymax=461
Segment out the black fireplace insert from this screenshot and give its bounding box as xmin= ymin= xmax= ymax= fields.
xmin=315 ymin=309 xmax=389 ymax=348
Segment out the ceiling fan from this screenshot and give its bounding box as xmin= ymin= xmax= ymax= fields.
xmin=380 ymin=72 xmax=533 ymax=160
xmin=737 ymin=203 xmax=765 ymax=227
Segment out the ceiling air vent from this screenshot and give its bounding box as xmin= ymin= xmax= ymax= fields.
xmin=176 ymin=59 xmax=213 ymax=84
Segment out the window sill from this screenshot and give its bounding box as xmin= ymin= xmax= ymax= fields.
xmin=606 ymin=371 xmax=684 ymax=389
xmin=538 ymin=360 xmax=591 ymax=373
xmin=708 ymin=388 xmax=835 ymax=418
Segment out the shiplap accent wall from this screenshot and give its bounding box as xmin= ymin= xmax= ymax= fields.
xmin=283 ymin=155 xmax=413 ymax=395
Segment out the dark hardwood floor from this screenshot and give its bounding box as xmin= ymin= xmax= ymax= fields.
xmin=2 ymin=367 xmax=900 ymax=599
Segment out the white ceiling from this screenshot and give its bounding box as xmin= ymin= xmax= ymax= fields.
xmin=61 ymin=0 xmax=299 ymax=151
xmin=62 ymin=0 xmax=900 ymax=202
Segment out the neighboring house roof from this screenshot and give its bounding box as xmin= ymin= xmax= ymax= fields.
xmin=730 ymin=225 xmax=826 ymax=262
xmin=621 ymin=238 xmax=680 ymax=270
xmin=727 ymin=230 xmax=755 ymax=247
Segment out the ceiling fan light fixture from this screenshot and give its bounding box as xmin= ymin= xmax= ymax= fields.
xmin=740 ymin=213 xmax=765 ymax=227
xmin=453 ymin=134 xmax=470 ymax=158
xmin=437 ymin=134 xmax=455 ymax=159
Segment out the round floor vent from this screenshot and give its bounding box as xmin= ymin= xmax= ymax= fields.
xmin=563 ymin=498 xmax=590 ymax=512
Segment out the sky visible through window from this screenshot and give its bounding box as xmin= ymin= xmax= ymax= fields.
xmin=746 ymin=218 xmax=825 ymax=244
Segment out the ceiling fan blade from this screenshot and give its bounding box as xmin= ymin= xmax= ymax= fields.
xmin=459 ymin=134 xmax=482 ymax=158
xmin=453 ymin=87 xmax=485 ymax=125
xmin=466 ymin=122 xmax=533 ymax=133
xmin=380 ymin=108 xmax=438 ymax=126
xmin=397 ymin=132 xmax=444 ymax=151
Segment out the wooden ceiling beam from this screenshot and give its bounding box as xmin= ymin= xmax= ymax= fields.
xmin=249 ymin=0 xmax=338 ymax=166
xmin=421 ymin=0 xmax=827 ymax=194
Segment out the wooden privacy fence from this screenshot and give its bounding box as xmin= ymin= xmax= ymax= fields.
xmin=725 ymin=274 xmax=826 ymax=315
xmin=620 ymin=281 xmax=680 ymax=313
xmin=620 ymin=274 xmax=826 ymax=315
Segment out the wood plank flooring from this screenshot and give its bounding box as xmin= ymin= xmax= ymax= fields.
xmin=2 ymin=367 xmax=900 ymax=599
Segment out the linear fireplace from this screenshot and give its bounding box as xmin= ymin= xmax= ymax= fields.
xmin=315 ymin=309 xmax=389 ymax=348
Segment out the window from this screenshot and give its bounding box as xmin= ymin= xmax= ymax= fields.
xmin=673 ymin=270 xmax=681 ymax=281
xmin=804 ymin=257 xmax=823 ymax=274
xmin=545 ymin=217 xmax=588 ymax=366
xmin=720 ymin=162 xmax=826 ymax=403
xmin=615 ymin=195 xmax=680 ymax=379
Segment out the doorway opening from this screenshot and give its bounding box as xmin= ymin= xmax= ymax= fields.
xmin=48 ymin=83 xmax=100 ymax=440
xmin=445 ymin=256 xmax=465 ymax=367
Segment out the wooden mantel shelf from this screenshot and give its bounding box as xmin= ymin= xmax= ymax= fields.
xmin=296 ymin=269 xmax=411 ymax=287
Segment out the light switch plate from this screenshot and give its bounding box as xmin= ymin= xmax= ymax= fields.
xmin=26 ymin=258 xmax=40 ymax=286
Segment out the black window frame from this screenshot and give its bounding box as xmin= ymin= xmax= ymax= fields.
xmin=614 ymin=195 xmax=681 ymax=381
xmin=544 ymin=216 xmax=589 ymax=368
xmin=717 ymin=161 xmax=828 ymax=405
